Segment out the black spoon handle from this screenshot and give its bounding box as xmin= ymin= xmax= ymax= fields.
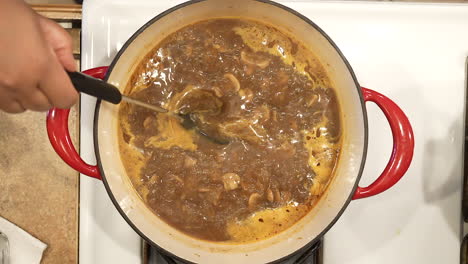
xmin=67 ymin=71 xmax=122 ymax=104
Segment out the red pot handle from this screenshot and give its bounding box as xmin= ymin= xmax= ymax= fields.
xmin=46 ymin=66 xmax=109 ymax=180
xmin=352 ymin=87 xmax=414 ymax=200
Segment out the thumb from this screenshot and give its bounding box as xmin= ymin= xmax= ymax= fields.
xmin=37 ymin=15 xmax=77 ymax=72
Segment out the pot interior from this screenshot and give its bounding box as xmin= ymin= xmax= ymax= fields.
xmin=95 ymin=0 xmax=366 ymax=262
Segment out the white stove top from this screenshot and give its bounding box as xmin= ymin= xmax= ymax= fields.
xmin=81 ymin=1 xmax=467 ymax=263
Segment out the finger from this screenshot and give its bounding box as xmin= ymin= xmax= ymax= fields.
xmin=38 ymin=56 xmax=78 ymax=109
xmin=19 ymin=88 xmax=53 ymax=112
xmin=0 ymin=94 xmax=25 ymax=113
xmin=38 ymin=16 xmax=76 ymax=72
xmin=4 ymin=100 xmax=26 ymax=114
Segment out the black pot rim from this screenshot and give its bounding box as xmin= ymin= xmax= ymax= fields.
xmin=93 ymin=0 xmax=368 ymax=263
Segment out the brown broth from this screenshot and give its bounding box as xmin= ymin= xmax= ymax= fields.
xmin=118 ymin=18 xmax=341 ymax=243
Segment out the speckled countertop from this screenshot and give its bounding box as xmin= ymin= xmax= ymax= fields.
xmin=0 ymin=3 xmax=81 ymax=263
xmin=0 ymin=107 xmax=79 ymax=264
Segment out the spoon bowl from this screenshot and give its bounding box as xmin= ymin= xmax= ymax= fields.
xmin=68 ymin=71 xmax=228 ymax=144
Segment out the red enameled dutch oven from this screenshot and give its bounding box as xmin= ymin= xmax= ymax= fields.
xmin=46 ymin=0 xmax=414 ymax=263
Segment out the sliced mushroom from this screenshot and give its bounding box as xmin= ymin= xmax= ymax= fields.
xmin=241 ymin=50 xmax=270 ymax=69
xmin=211 ymin=190 xmax=222 ymax=206
xmin=224 ymin=73 xmax=240 ymax=92
xmin=266 ymin=188 xmax=274 ymax=203
xmin=198 ymin=188 xmax=210 ymax=193
xmin=170 ymin=175 xmax=184 ymax=185
xmin=274 ymin=188 xmax=281 ymax=203
xmin=248 ymin=193 xmax=262 ymax=211
xmin=313 ymin=110 xmax=325 ymax=119
xmin=216 ymin=153 xmax=225 ymax=163
xmin=212 ymin=86 xmax=223 ymax=97
xmin=212 ymin=43 xmax=227 ymax=52
xmin=143 ymin=116 xmax=154 ymax=130
xmin=260 ymin=105 xmax=270 ymax=122
xmin=272 ymin=110 xmax=278 ymax=122
xmin=184 ymin=156 xmax=197 ymax=168
xmin=239 ymin=88 xmax=253 ymax=102
xmin=222 ymin=172 xmax=240 ymax=191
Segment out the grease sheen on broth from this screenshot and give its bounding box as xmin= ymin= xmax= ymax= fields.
xmin=118 ymin=18 xmax=341 ymax=243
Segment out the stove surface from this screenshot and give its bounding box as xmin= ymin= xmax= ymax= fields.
xmin=81 ymin=1 xmax=468 ymax=263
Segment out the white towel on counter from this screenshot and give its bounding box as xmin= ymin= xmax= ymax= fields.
xmin=0 ymin=216 xmax=47 ymax=264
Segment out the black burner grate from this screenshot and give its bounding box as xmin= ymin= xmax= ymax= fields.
xmin=143 ymin=239 xmax=323 ymax=264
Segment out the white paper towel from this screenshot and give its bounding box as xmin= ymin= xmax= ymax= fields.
xmin=0 ymin=216 xmax=47 ymax=264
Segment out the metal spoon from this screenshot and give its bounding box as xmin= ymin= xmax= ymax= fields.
xmin=0 ymin=232 xmax=9 ymax=264
xmin=67 ymin=71 xmax=228 ymax=144
xmin=119 ymin=96 xmax=198 ymax=131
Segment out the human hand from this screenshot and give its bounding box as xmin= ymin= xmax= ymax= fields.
xmin=0 ymin=0 xmax=78 ymax=113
